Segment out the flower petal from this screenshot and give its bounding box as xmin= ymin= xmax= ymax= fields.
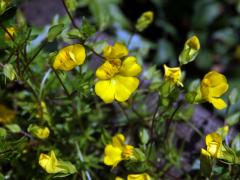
xmin=210 ymin=98 xmax=227 ymax=110
xmin=112 ymin=134 xmax=125 ymax=148
xmin=104 ymin=144 xmax=122 ymax=167
xmin=114 ymin=75 xmax=139 ymax=102
xmin=95 ymin=80 xmax=116 ymax=103
xmin=119 ymin=56 xmax=142 ymax=77
xmin=103 ymin=42 xmax=128 ymax=59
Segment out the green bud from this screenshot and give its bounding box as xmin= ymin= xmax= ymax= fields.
xmin=135 ymin=11 xmax=154 ymax=32
xmin=179 ymin=36 xmax=200 ymax=65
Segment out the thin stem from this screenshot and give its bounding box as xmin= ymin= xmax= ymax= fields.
xmin=84 ymin=45 xmax=106 ymax=60
xmin=0 ymin=22 xmax=14 ymax=41
xmin=75 ymin=142 xmax=92 ymax=180
xmin=61 ymin=0 xmax=78 ymax=28
xmin=150 ymin=95 xmax=160 ymax=138
xmin=164 ymin=101 xmax=183 ymax=139
xmin=52 ymin=68 xmax=71 ymax=98
xmin=186 ymin=120 xmax=204 ymax=138
xmin=22 ymin=39 xmax=48 ymax=74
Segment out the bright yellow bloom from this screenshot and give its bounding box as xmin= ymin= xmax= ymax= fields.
xmin=95 ymin=43 xmax=141 ymax=103
xmin=53 ymin=44 xmax=86 ymax=71
xmin=200 ymin=71 xmax=228 ymax=109
xmin=205 ymin=132 xmax=222 ymax=158
xmin=0 ymin=104 xmax=15 ymax=124
xmin=103 ymin=42 xmax=128 ymax=59
xmin=163 ymin=64 xmax=183 ymax=87
xmin=4 ymin=27 xmax=16 ymax=40
xmin=28 ymin=124 xmax=50 ymax=140
xmin=135 ymin=11 xmax=154 ymax=32
xmin=104 ymin=134 xmax=134 ymax=167
xmin=127 ymin=173 xmax=151 ymax=180
xmin=116 ymin=173 xmax=151 ymax=180
xmin=39 ymin=151 xmax=64 ymax=174
xmin=39 ymin=150 xmax=76 ymax=174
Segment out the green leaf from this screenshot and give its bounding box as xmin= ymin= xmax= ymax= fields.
xmin=229 ymin=88 xmax=239 ymax=105
xmin=48 ymin=24 xmax=64 ymax=42
xmin=3 ymin=64 xmax=16 ymax=80
xmin=231 ymin=134 xmax=240 ymax=152
xmin=5 ymin=124 xmax=21 ymax=133
xmin=0 ymin=128 xmax=7 ymax=138
xmin=226 ymin=112 xmax=240 ymax=126
xmin=139 ymin=128 xmax=149 ymax=145
xmin=133 ymin=148 xmax=146 ymax=161
xmin=79 ymin=18 xmax=96 ymax=40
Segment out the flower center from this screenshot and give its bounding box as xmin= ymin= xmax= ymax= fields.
xmin=102 ymin=60 xmax=121 ymax=78
xmin=122 ymin=145 xmax=133 ymax=159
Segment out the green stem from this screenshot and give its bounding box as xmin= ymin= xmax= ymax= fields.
xmin=53 ymin=68 xmax=71 ymax=98
xmin=61 ymin=0 xmax=78 ymax=28
xmin=164 ymin=101 xmax=183 ymax=139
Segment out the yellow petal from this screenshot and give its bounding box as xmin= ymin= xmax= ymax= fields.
xmin=53 ymin=44 xmax=86 ymax=71
xmin=114 ymin=75 xmax=139 ymax=102
xmin=205 ymin=132 xmax=222 ymax=158
xmin=201 ymin=148 xmax=211 ymax=157
xmin=127 ymin=173 xmax=151 ymax=180
xmin=210 ymin=98 xmax=227 ymax=110
xmin=95 ymin=80 xmax=116 ymax=103
xmin=103 ymin=42 xmax=128 ymax=59
xmin=39 ymin=151 xmax=63 ymax=173
xmin=115 ymin=177 xmax=124 ymax=180
xmin=104 ymin=144 xmax=122 ymax=167
xmin=119 ymin=56 xmax=142 ymax=77
xmin=112 ymin=133 xmax=125 ymax=148
xmin=186 ymin=36 xmax=200 ymax=50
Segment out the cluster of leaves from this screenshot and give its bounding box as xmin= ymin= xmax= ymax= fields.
xmin=0 ymin=0 xmax=240 ymax=179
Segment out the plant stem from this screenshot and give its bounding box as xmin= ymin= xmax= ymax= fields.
xmin=22 ymin=39 xmax=48 ymax=75
xmin=164 ymin=101 xmax=183 ymax=139
xmin=52 ymin=68 xmax=71 ymax=98
xmin=61 ymin=0 xmax=78 ymax=28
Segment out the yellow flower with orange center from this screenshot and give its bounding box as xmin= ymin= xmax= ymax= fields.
xmin=95 ymin=43 xmax=142 ymax=103
xmin=53 ymin=44 xmax=86 ymax=71
xmin=104 ymin=133 xmax=134 ymax=167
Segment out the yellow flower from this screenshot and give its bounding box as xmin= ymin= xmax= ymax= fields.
xmin=205 ymin=132 xmax=222 ymax=158
xmin=95 ymin=43 xmax=141 ymax=103
xmin=0 ymin=104 xmax=15 ymax=124
xmin=4 ymin=27 xmax=16 ymax=40
xmin=39 ymin=151 xmax=64 ymax=174
xmin=200 ymin=71 xmax=228 ymax=109
xmin=179 ymin=35 xmax=200 ymax=65
xmin=53 ymin=44 xmax=86 ymax=71
xmin=135 ymin=11 xmax=154 ymax=32
xmin=163 ymin=64 xmax=183 ymax=87
xmin=39 ymin=150 xmax=77 ymax=174
xmin=103 ymin=42 xmax=128 ymax=59
xmin=104 ymin=133 xmax=134 ymax=167
xmin=28 ymin=124 xmax=50 ymax=140
xmin=116 ymin=173 xmax=151 ymax=180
